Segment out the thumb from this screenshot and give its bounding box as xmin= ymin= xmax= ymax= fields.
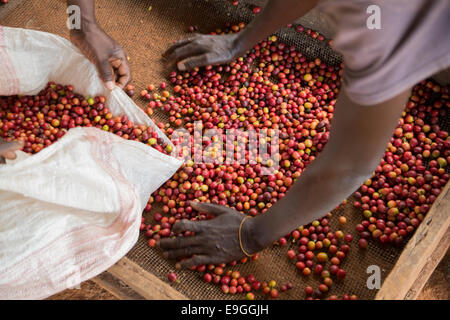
xmin=189 ymin=201 xmax=228 ymax=216
xmin=0 ymin=140 xmax=24 ymax=160
xmin=98 ymin=60 xmax=115 ymax=90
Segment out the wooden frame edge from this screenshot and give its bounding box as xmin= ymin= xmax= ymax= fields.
xmin=93 ymin=257 xmax=188 ymax=300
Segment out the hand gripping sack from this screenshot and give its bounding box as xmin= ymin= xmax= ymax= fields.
xmin=0 ymin=26 xmax=183 ymax=299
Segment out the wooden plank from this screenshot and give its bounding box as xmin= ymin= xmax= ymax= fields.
xmin=92 ymin=272 xmax=146 ymax=300
xmin=103 ymin=257 xmax=188 ymax=300
xmin=404 ymin=228 xmax=450 ymax=299
xmin=376 ymin=182 xmax=450 ymax=300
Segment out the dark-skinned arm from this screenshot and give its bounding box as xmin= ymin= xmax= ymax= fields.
xmin=67 ymin=0 xmax=130 ymax=89
xmin=248 ymin=88 xmax=411 ymax=250
xmin=160 ymin=87 xmax=411 ymax=267
xmin=164 ymin=0 xmax=318 ymax=71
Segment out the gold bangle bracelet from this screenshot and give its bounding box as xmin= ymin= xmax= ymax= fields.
xmin=238 ymin=215 xmax=253 ymax=258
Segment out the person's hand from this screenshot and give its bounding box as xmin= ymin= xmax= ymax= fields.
xmin=0 ymin=139 xmax=23 ymax=164
xmin=163 ymin=33 xmax=243 ymax=71
xmin=159 ymin=201 xmax=262 ymax=268
xmin=70 ymin=23 xmax=131 ymax=90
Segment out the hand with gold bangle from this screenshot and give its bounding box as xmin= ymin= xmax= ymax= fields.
xmin=239 ymin=215 xmax=254 ymax=258
xmin=160 ymin=201 xmax=264 ymax=268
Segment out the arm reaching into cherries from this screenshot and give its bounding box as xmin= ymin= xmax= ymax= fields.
xmin=67 ymin=0 xmax=131 ymax=89
xmin=160 ymin=0 xmax=414 ymax=267
xmin=164 ymin=0 xmax=318 ymax=71
xmin=160 ymin=88 xmax=411 ymax=267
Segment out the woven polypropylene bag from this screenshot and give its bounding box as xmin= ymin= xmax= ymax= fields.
xmin=0 ymin=26 xmax=183 ymax=299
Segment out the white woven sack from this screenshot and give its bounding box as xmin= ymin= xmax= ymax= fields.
xmin=0 ymin=26 xmax=182 ymax=299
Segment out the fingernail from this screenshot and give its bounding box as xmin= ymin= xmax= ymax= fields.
xmin=105 ymin=81 xmax=115 ymax=90
xmin=177 ymin=61 xmax=186 ymax=71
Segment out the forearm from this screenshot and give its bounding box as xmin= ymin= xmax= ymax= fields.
xmin=248 ymin=87 xmax=411 ymax=250
xmin=253 ymin=145 xmax=373 ymax=248
xmin=234 ymin=0 xmax=318 ymax=54
xmin=67 ymin=0 xmax=96 ymax=29
xmin=67 ymin=0 xmax=130 ymax=88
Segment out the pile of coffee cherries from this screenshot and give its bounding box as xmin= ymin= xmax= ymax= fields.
xmin=353 ymin=80 xmax=449 ymax=247
xmin=138 ymin=23 xmax=350 ymax=299
xmin=143 ymin=26 xmax=340 ymax=230
xmin=0 ymin=83 xmax=171 ymax=155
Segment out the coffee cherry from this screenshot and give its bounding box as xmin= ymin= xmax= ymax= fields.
xmin=270 ymin=288 xmax=279 ymax=299
xmin=358 ymin=238 xmax=368 ymax=249
xmin=317 ymin=252 xmax=328 ymax=263
xmin=168 ymin=272 xmax=178 ymax=283
xmin=336 ymin=269 xmax=346 ymax=279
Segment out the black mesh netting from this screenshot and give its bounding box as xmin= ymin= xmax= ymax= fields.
xmin=1 ymin=0 xmax=448 ymax=300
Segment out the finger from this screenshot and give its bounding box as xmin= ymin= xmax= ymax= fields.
xmin=160 ymin=235 xmax=202 ymax=250
xmin=4 ymin=151 xmax=18 ymax=160
xmin=180 ymin=255 xmax=210 ymax=268
xmin=164 ymin=246 xmax=205 ymax=260
xmin=163 ymin=35 xmax=199 ymax=58
xmin=189 ymin=201 xmax=228 ymax=216
xmin=172 ymin=219 xmax=205 ymax=234
xmin=111 ymin=55 xmax=131 ymax=89
xmin=178 ymin=54 xmax=213 ymax=71
xmin=98 ymin=59 xmax=115 ymax=90
xmin=167 ymin=42 xmax=205 ymax=62
xmin=0 ymin=141 xmax=23 ymax=156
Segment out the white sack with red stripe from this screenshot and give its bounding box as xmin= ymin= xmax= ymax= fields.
xmin=0 ymin=26 xmax=183 ymax=299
